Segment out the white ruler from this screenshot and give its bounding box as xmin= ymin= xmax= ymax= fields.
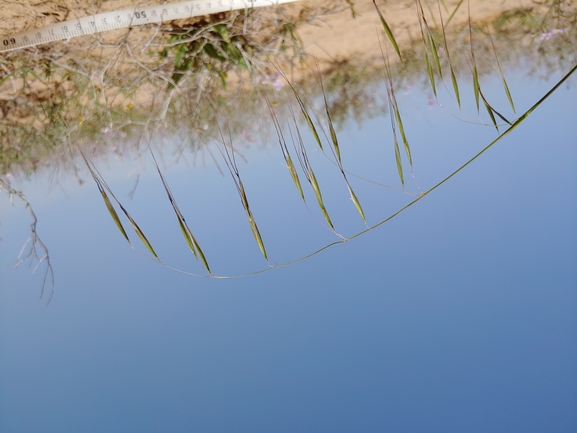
xmin=0 ymin=0 xmax=300 ymax=53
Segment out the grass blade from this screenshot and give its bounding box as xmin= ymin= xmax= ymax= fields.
xmin=318 ymin=67 xmax=341 ymax=162
xmin=123 ymin=210 xmax=159 ymax=259
xmin=417 ymin=1 xmax=442 ymax=78
xmin=487 ymin=29 xmax=516 ymax=113
xmin=482 ymin=98 xmax=499 ymax=131
xmin=285 ymin=152 xmax=305 ymax=201
xmin=451 ymin=69 xmax=461 ymax=106
xmin=327 ymin=112 xmax=340 ymax=162
xmin=347 ymin=184 xmax=366 ymax=223
xmin=95 ymin=180 xmax=130 ymax=243
xmin=502 ymin=77 xmax=516 ymax=113
xmin=393 ymin=103 xmax=412 ymax=165
xmin=425 ymin=51 xmax=437 ymax=97
xmin=446 ymin=0 xmax=465 ymax=28
xmin=393 ymin=133 xmax=404 ymax=186
xmin=309 ymin=170 xmax=334 ymax=230
xmin=438 ymin=0 xmax=461 ymax=106
xmin=468 ymin=1 xmax=480 ymax=113
xmin=373 ymin=0 xmax=402 ymax=61
xmin=239 ymin=183 xmax=267 ymax=260
xmin=472 ymin=64 xmax=480 ymax=112
xmin=299 ymin=98 xmax=323 ymax=151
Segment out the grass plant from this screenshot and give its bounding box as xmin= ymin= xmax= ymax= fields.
xmin=1 ymin=0 xmax=576 ymax=287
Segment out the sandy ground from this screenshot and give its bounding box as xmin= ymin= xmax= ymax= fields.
xmin=0 ymin=0 xmax=541 ymax=59
xmin=298 ymin=0 xmax=539 ymax=60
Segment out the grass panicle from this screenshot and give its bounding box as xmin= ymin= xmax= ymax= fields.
xmin=265 ymin=93 xmax=305 ymax=201
xmin=276 ymin=67 xmax=324 ymax=151
xmin=318 ymin=67 xmax=366 ymax=223
xmin=218 ymin=128 xmax=268 ymax=260
xmin=95 ymin=178 xmax=130 ymax=243
xmin=150 ymin=151 xmax=211 ymax=274
xmin=379 ymin=38 xmax=413 ymax=185
xmin=79 ymin=147 xmax=158 ymax=259
xmin=288 ymin=103 xmax=335 ymax=230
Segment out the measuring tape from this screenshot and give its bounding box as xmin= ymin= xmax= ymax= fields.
xmin=0 ymin=0 xmax=300 ymax=53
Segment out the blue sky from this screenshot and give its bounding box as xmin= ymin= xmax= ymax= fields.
xmin=0 ymin=68 xmax=576 ymax=433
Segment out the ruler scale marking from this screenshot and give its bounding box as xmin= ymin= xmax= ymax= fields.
xmin=0 ymin=0 xmax=299 ymax=53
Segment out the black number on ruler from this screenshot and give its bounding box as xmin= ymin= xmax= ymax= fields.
xmin=134 ymin=11 xmax=147 ymax=19
xmin=2 ymin=38 xmax=16 ymax=46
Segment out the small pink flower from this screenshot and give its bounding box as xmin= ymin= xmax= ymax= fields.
xmin=258 ymin=72 xmax=285 ymax=91
xmin=540 ymin=28 xmax=564 ymax=41
xmin=239 ymin=130 xmax=255 ymax=143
